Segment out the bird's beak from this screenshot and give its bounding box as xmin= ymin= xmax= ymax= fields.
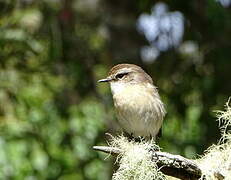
xmin=98 ymin=77 xmax=112 ymax=83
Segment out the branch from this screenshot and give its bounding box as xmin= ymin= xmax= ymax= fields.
xmin=93 ymin=146 xmax=202 ymax=180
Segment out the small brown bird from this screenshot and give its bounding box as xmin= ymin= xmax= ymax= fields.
xmin=98 ymin=64 xmax=166 ymax=140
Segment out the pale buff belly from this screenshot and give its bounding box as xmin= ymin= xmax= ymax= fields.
xmin=113 ymin=86 xmax=164 ymax=138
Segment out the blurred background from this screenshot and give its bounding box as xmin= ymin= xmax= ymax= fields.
xmin=0 ymin=0 xmax=230 ymax=179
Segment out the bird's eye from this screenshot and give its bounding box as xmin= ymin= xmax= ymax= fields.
xmin=115 ymin=73 xmax=128 ymax=80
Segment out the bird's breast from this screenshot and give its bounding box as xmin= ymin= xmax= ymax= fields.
xmin=112 ymin=84 xmax=165 ymax=137
xmin=113 ymin=84 xmax=155 ymax=111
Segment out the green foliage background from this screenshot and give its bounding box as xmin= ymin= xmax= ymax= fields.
xmin=0 ymin=0 xmax=230 ymax=179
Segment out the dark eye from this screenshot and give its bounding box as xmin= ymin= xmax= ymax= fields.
xmin=115 ymin=73 xmax=128 ymax=79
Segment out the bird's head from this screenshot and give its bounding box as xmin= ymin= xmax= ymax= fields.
xmin=98 ymin=64 xmax=153 ymax=95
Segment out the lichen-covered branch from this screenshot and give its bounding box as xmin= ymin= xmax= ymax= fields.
xmin=93 ymin=146 xmax=202 ymax=180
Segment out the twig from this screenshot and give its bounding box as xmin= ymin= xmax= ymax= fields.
xmin=93 ymin=146 xmax=202 ymax=180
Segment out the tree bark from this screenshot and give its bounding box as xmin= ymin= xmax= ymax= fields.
xmin=93 ymin=146 xmax=202 ymax=180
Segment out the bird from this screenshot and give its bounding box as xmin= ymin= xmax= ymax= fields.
xmin=98 ymin=64 xmax=166 ymax=140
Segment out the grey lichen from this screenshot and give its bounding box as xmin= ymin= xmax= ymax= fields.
xmin=197 ymin=99 xmax=231 ymax=180
xmin=109 ymin=135 xmax=165 ymax=180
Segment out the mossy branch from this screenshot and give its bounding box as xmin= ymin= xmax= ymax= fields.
xmin=93 ymin=145 xmax=202 ymax=180
xmin=93 ymin=100 xmax=231 ymax=180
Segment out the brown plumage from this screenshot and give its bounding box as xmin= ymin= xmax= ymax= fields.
xmin=98 ymin=63 xmax=166 ymax=140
